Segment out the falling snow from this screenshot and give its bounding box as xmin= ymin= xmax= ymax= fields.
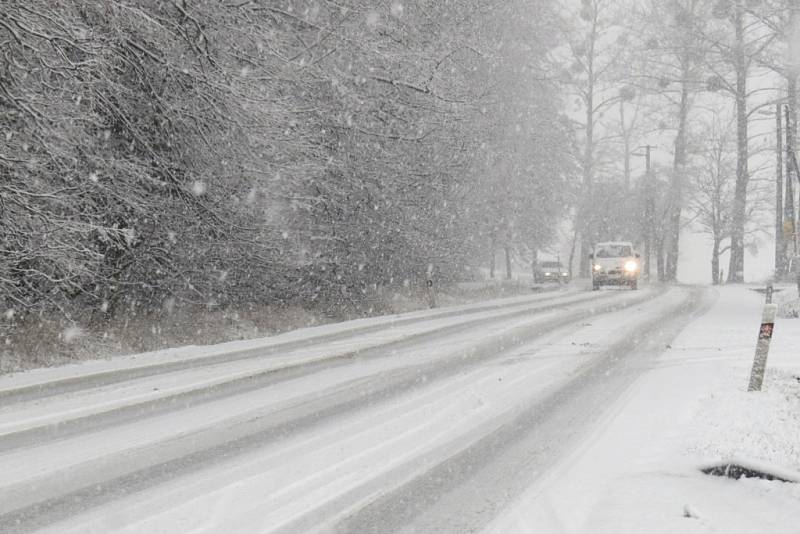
xmin=1 ymin=1 xmax=798 ymax=532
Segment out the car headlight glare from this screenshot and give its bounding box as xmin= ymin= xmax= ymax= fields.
xmin=593 ymin=264 xmax=602 ymax=272
xmin=624 ymin=260 xmax=638 ymax=272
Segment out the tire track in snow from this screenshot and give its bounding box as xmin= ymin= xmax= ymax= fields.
xmin=307 ymin=287 xmax=713 ymax=534
xmin=0 ymin=289 xmax=663 ymax=533
xmin=0 ymin=289 xmax=629 ymax=453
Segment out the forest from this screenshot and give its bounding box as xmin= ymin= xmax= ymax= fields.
xmin=1 ymin=0 xmax=798 ymax=360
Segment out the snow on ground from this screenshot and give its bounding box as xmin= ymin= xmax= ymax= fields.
xmin=4 ymin=285 xmax=797 ymax=534
xmin=489 ymin=285 xmax=800 ymax=534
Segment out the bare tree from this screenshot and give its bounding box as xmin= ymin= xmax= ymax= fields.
xmin=626 ymin=0 xmax=712 ymax=281
xmin=557 ymin=0 xmax=630 ymax=277
xmin=689 ymin=117 xmax=737 ymax=284
xmin=0 ymin=0 xmax=575 ymax=326
xmin=700 ymin=0 xmax=779 ymax=282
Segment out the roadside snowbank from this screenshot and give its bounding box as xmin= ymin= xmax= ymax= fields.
xmin=1 ymin=282 xmax=552 ymax=375
xmin=688 ymin=366 xmax=800 ymax=474
xmin=490 ymin=286 xmax=800 ymax=534
xmin=686 ymin=284 xmax=800 ymax=477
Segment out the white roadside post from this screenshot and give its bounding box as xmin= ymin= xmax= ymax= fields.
xmin=747 ymin=285 xmax=777 ymax=392
xmin=426 ymin=279 xmax=437 ymax=309
xmin=426 ymin=263 xmax=437 ymax=309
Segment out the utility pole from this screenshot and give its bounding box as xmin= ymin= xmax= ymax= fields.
xmin=640 ymin=144 xmax=655 ymax=281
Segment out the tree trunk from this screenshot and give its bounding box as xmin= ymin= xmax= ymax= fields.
xmin=489 ymin=240 xmax=496 ymax=279
xmin=578 ymin=20 xmax=597 ymax=279
xmin=656 ymin=238 xmax=666 ymax=282
xmin=776 ymin=101 xmax=785 ymax=276
xmin=643 ymin=162 xmax=654 ymax=280
xmin=578 ymin=107 xmax=594 ymax=279
xmin=568 ymin=223 xmax=578 ymax=279
xmin=711 ymin=238 xmax=721 ymax=285
xmin=727 ymin=5 xmax=748 ymax=283
xmin=504 ymin=246 xmax=512 ymax=280
xmin=786 ymin=76 xmax=797 ymax=261
xmin=665 ymin=57 xmax=690 ymax=282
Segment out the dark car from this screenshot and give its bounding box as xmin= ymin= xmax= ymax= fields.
xmin=534 ymin=261 xmax=570 ymax=283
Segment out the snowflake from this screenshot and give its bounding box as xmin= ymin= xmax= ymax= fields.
xmin=366 ymin=11 xmax=380 ymax=27
xmin=390 ymin=1 xmax=403 ymax=17
xmin=62 ymin=326 xmax=84 ymax=344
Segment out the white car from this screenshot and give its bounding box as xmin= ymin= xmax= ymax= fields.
xmin=590 ymin=241 xmax=641 ymax=290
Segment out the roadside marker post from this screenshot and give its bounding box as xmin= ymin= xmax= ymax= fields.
xmin=426 ymin=279 xmax=437 ymax=309
xmin=747 ymin=284 xmax=777 ymax=392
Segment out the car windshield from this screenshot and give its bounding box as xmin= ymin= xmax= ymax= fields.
xmin=540 ymin=262 xmax=562 ymax=269
xmin=595 ymin=245 xmax=632 ymax=258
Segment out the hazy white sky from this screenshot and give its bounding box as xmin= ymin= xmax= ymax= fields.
xmin=678 ymin=229 xmax=774 ymax=284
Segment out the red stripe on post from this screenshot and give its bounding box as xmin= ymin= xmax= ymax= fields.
xmin=748 ymin=304 xmax=777 ymax=392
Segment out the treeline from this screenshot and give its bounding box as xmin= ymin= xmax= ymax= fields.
xmin=0 ymin=1 xmax=573 ymax=322
xmin=562 ymin=0 xmax=797 ymax=283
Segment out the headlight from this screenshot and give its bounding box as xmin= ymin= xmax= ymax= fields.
xmin=561 ymin=272 xmax=568 ymax=276
xmin=593 ymin=264 xmax=602 ymax=272
xmin=624 ymin=260 xmax=638 ymax=272
xmin=544 ymin=272 xmax=551 ymax=276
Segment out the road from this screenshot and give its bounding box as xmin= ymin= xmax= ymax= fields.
xmin=0 ymin=285 xmax=711 ymax=533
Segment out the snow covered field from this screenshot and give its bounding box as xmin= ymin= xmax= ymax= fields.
xmin=0 ymin=285 xmax=797 ymax=533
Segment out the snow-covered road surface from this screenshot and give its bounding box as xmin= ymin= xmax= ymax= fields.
xmin=0 ymin=286 xmax=725 ymax=532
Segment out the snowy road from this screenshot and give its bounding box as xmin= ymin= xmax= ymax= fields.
xmin=0 ymin=286 xmax=711 ymax=533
